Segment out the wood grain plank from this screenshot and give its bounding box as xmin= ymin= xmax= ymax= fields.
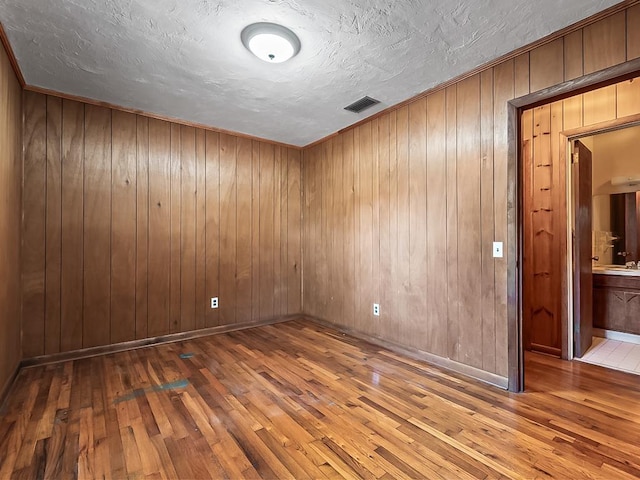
xmin=195 ymin=128 xmax=207 ymax=330
xmin=180 ymin=126 xmax=196 ymax=332
xmin=6 ymin=321 xmax=640 ymax=479
xmin=236 ymin=137 xmax=252 ymax=323
xmin=45 ymin=96 xmax=62 ymax=354
xmin=628 ymin=5 xmax=640 ymax=61
xmin=169 ymin=124 xmax=182 ymax=333
xmin=259 ymin=143 xmax=275 ymax=321
xmin=60 ymin=99 xmax=85 ymax=352
xmin=22 ymin=91 xmax=47 ymax=358
xmin=445 ymin=86 xmax=459 ymax=362
xmin=514 ymin=53 xmax=530 ymax=98
xmin=377 ymin=115 xmax=391 ymax=331
xmin=426 ymin=91 xmax=447 ymax=358
xmin=408 ymin=99 xmax=427 ymax=349
xmin=616 ymin=78 xmax=640 ymax=119
xmin=135 ymin=116 xmax=149 ymax=340
xmin=279 ymin=148 xmax=290 ymax=317
xmin=564 ymin=30 xmax=584 ymax=81
xmin=456 ymin=75 xmax=483 ymax=369
xmin=492 ymin=60 xmax=514 ymax=377
xmin=480 ymin=69 xmax=496 ymax=373
xmin=273 ymin=146 xmax=283 ymax=318
xmin=111 ymin=110 xmax=137 ymax=344
xmin=147 ymin=119 xmax=172 ymax=337
xmin=583 ymin=12 xmax=626 ymax=75
xmin=529 ymin=38 xmax=564 ymax=93
xmin=287 ymin=149 xmax=302 ymax=314
xmin=219 ymin=133 xmax=237 ymax=325
xmin=358 ymin=123 xmax=374 ymax=334
xmin=342 ymin=131 xmax=356 ymax=328
xmin=386 ymin=110 xmax=398 ymax=341
xmin=396 ymin=106 xmax=411 ymax=343
xmin=205 ymin=131 xmax=220 ymax=328
xmin=583 ymin=84 xmax=616 ymax=126
xmin=251 ymin=141 xmax=261 ymax=321
xmin=83 ymin=105 xmax=112 ymax=348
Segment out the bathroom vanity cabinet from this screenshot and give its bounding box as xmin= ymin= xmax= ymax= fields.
xmin=593 ymin=273 xmax=640 ymax=335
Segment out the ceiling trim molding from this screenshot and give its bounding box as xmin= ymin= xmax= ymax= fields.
xmin=23 ymin=85 xmax=303 ymax=150
xmin=0 ymin=22 xmax=25 ymax=87
xmin=303 ymin=0 xmax=640 ymax=149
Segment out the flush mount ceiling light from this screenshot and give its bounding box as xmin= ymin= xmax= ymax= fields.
xmin=241 ymin=22 xmax=301 ymax=63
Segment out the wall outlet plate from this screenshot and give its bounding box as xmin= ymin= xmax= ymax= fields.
xmin=373 ymin=303 xmax=380 ymax=316
xmin=210 ymin=297 xmax=219 ymax=309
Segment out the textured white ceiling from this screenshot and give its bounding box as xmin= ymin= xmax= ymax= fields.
xmin=1 ymin=0 xmax=621 ymax=146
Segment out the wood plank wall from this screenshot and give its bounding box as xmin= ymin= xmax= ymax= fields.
xmin=523 ymin=74 xmax=640 ymax=356
xmin=302 ymin=5 xmax=640 ymax=379
xmin=0 ymin=40 xmax=22 ymax=395
xmin=22 ymin=93 xmax=302 ymax=358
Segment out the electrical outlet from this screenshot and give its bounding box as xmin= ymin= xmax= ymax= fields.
xmin=493 ymin=241 xmax=503 ymax=258
xmin=210 ymin=297 xmax=219 ymax=309
xmin=373 ymin=303 xmax=380 ymax=316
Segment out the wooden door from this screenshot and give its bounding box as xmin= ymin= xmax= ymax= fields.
xmin=573 ymin=140 xmax=593 ymax=358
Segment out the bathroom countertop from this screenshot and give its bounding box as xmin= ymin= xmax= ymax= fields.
xmin=592 ymin=266 xmax=640 ymax=276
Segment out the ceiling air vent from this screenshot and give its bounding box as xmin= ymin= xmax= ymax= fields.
xmin=344 ymin=96 xmax=380 ymax=113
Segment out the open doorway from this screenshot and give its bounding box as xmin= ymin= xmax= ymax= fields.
xmin=571 ymin=125 xmax=640 ymax=375
xmin=518 ymin=73 xmax=640 ymax=391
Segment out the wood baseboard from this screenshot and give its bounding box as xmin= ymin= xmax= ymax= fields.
xmin=0 ymin=361 xmax=21 ymax=413
xmin=20 ymin=315 xmax=299 ymax=369
xmin=303 ymin=315 xmax=509 ymax=390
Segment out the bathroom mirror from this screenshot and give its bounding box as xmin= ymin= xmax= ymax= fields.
xmin=592 ymin=192 xmax=640 ymax=265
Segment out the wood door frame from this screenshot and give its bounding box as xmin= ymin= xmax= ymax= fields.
xmin=507 ymin=57 xmax=640 ymax=392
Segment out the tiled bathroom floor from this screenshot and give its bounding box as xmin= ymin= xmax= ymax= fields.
xmin=578 ymin=337 xmax=640 ymax=374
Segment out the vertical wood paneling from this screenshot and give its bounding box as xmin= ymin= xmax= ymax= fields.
xmin=445 ymin=87 xmax=459 ymax=363
xmin=194 ymin=129 xmax=206 ymax=330
xmin=514 ymin=53 xmax=530 ymax=98
xmin=23 ymin=91 xmax=47 ymax=358
xmin=0 ymin=43 xmax=22 ymax=393
xmin=378 ymin=115 xmax=391 ymax=331
xmin=135 ymin=116 xmax=149 ymax=340
xmin=251 ymin=141 xmax=261 ymax=321
xmin=60 ymin=100 xmax=84 ymax=352
xmin=219 ymin=134 xmax=237 ymax=325
xmin=236 ymin=137 xmax=252 ymax=323
xmin=205 ymin=131 xmax=220 ymax=328
xmin=342 ymin=131 xmax=356 ymax=327
xmin=169 ymin=124 xmax=181 ymax=333
xmin=179 ymin=126 xmax=196 ymax=332
xmin=259 ymin=143 xmax=275 ymax=321
xmin=408 ymin=99 xmax=427 ymax=348
xmin=45 ymin=96 xmax=62 ymax=354
xmin=583 ymin=12 xmax=626 ymax=75
xmin=147 ymin=119 xmax=171 ymax=337
xmin=493 ymin=60 xmax=514 ymax=377
xmin=480 ymin=69 xmax=496 ymax=372
xmin=530 ymin=39 xmax=564 ymax=92
xmin=456 ymin=76 xmax=483 ymax=369
xmin=564 ymin=30 xmax=584 ymax=81
xmin=616 ymin=79 xmax=640 ymax=118
xmin=111 ymin=110 xmax=137 ymax=344
xmin=396 ymin=106 xmax=411 ymax=340
xmin=426 ymin=92 xmax=447 ymax=358
xmin=583 ymin=84 xmax=616 ymax=126
xmin=83 ymin=105 xmax=111 ymax=348
xmin=628 ymin=5 xmax=640 ymax=60
xmin=23 ymin=95 xmax=303 ymax=356
xmin=287 ymin=149 xmax=302 ymax=314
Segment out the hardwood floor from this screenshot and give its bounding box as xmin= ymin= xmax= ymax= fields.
xmin=1 ymin=319 xmax=640 ymax=479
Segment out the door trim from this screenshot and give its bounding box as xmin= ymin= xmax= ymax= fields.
xmin=507 ymin=57 xmax=640 ymax=392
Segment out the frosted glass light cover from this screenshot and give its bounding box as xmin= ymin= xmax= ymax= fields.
xmin=241 ymin=23 xmax=301 ymax=64
xmin=249 ymin=33 xmax=294 ymax=63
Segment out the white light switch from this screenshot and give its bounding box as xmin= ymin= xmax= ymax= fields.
xmin=493 ymin=242 xmax=503 ymax=258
